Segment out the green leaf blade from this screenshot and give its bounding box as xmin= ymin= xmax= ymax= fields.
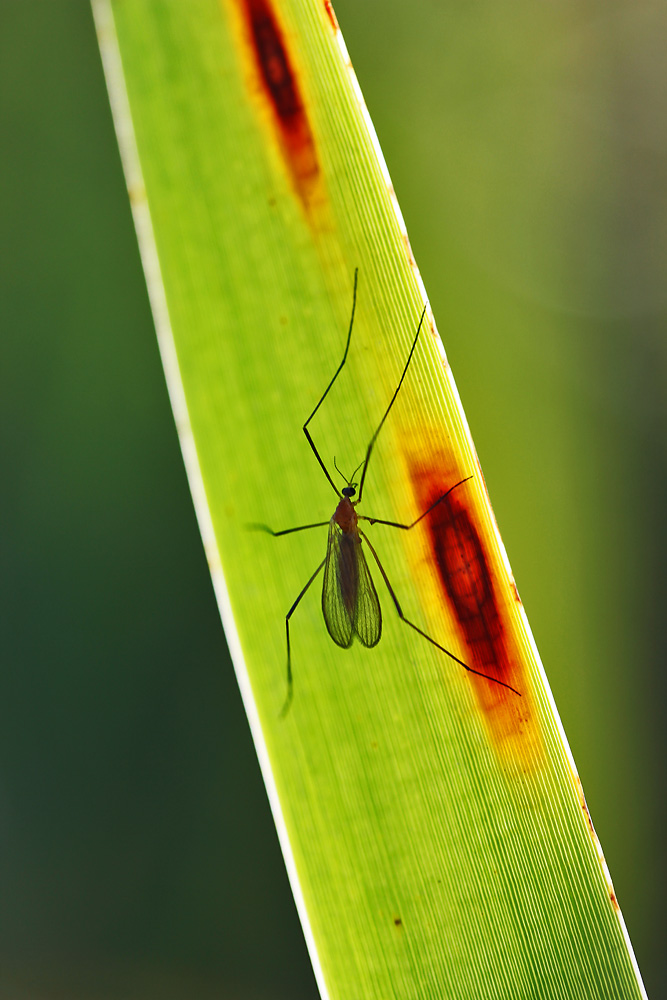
xmin=94 ymin=0 xmax=647 ymax=996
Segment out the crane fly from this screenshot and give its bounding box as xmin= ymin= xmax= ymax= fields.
xmin=254 ymin=270 xmax=521 ymax=712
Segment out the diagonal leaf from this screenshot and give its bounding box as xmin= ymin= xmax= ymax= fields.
xmin=93 ymin=0 xmax=647 ymax=997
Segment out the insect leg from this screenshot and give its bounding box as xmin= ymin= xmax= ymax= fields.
xmin=357 ymin=304 xmax=428 ymax=502
xmin=249 ymin=521 xmax=330 ymax=536
xmin=282 ymin=556 xmax=327 ymax=716
xmin=359 ymin=477 xmax=473 ymax=531
xmin=359 ymin=531 xmax=521 ymax=696
xmin=302 ymin=269 xmax=358 ymax=497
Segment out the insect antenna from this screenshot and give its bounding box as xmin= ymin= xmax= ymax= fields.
xmin=348 ymin=458 xmax=364 ymax=485
xmin=332 ymin=456 xmax=348 ymax=486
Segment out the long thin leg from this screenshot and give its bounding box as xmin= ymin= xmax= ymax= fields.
xmin=357 ymin=304 xmax=428 ymax=502
xmin=359 ymin=531 xmax=521 ymax=696
xmin=303 ymin=269 xmax=358 ymax=497
xmin=359 ymin=477 xmax=473 ymax=531
xmin=282 ymin=557 xmax=327 ymax=716
xmin=249 ymin=521 xmax=330 ymax=537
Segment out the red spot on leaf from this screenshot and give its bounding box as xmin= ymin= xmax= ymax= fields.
xmin=426 ymin=485 xmax=516 ymax=692
xmin=408 ymin=454 xmax=537 ymax=755
xmin=323 ymin=0 xmax=339 ymax=32
xmin=236 ymin=0 xmax=319 ymax=205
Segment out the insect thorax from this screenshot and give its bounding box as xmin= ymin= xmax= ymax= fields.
xmin=333 ymin=497 xmax=358 ymax=534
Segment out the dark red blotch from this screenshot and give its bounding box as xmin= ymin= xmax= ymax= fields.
xmin=427 ymin=486 xmax=513 ymax=691
xmin=245 ymin=0 xmax=300 ymax=121
xmin=240 ymin=0 xmax=319 ymax=199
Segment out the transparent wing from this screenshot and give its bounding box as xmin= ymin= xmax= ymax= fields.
xmin=322 ymin=521 xmax=354 ymax=648
xmin=353 ymin=542 xmax=382 ymax=647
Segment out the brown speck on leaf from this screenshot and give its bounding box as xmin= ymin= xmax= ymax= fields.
xmin=575 ymin=776 xmax=597 ymax=841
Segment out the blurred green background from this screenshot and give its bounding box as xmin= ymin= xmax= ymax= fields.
xmin=1 ymin=1 xmax=664 ymax=998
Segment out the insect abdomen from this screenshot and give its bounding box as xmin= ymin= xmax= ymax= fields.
xmin=338 ymin=532 xmax=359 ymax=616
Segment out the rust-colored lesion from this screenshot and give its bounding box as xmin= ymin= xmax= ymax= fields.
xmin=228 ymin=0 xmax=321 ymax=209
xmin=407 ymin=447 xmax=539 ymax=758
xmin=427 ymin=486 xmax=515 ymax=692
xmin=574 ymin=775 xmax=598 ymax=842
xmin=323 ymin=0 xmax=339 ymax=33
xmin=572 ymin=774 xmax=622 ymax=913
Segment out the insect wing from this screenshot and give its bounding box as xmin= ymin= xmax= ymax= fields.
xmin=353 ymin=542 xmax=382 ymax=647
xmin=322 ymin=521 xmax=354 ymax=648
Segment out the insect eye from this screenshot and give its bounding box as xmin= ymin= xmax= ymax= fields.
xmin=342 ymin=486 xmax=356 ymax=498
